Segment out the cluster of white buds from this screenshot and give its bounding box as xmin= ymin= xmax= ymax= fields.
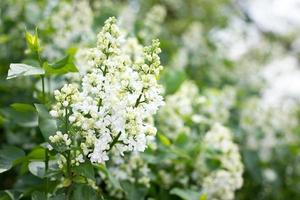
xmin=139 ymin=5 xmax=166 ymax=43
xmin=240 ymin=98 xmax=298 ymax=162
xmin=49 ymin=131 xmax=71 ymax=152
xmin=50 ymin=84 xmax=79 ymax=118
xmin=49 ymin=17 xmax=164 ymax=164
xmin=197 ymin=123 xmax=243 ymax=200
xmin=157 ymin=81 xmax=205 ymax=139
xmin=43 ymin=1 xmax=94 ymax=60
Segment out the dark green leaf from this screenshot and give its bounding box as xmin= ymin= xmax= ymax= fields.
xmin=0 ymin=146 xmax=25 ymax=173
xmin=0 ymin=106 xmax=38 ymax=127
xmin=97 ymin=164 xmax=122 ymax=190
xmin=72 ymin=184 xmax=98 ymax=200
xmin=170 ymin=188 xmax=201 ymax=200
xmin=34 ymin=104 xmax=57 ymax=141
xmin=49 ymin=194 xmax=66 ymax=200
xmin=31 ymin=191 xmax=47 ymax=200
xmin=121 ymin=181 xmax=147 ymax=200
xmin=73 ymin=163 xmax=95 ymax=180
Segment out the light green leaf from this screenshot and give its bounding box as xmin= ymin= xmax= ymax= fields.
xmin=170 ymin=188 xmax=201 ymax=200
xmin=158 ymin=133 xmax=171 ymax=146
xmin=34 ymin=104 xmax=57 ymax=141
xmin=7 ymin=63 xmax=44 ymax=80
xmin=162 ymin=68 xmax=186 ymax=95
xmin=0 ymin=146 xmax=25 ymax=173
xmin=27 ymin=147 xmax=46 ymax=160
xmin=11 ymin=103 xmax=36 ymax=113
xmin=43 ymin=55 xmax=78 ymax=75
xmin=28 ymin=161 xmax=45 ymax=178
xmin=73 ymin=163 xmax=95 ymax=180
xmin=25 ymin=30 xmax=39 ymax=52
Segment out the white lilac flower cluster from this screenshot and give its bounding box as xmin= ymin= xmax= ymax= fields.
xmin=157 ymin=81 xmax=205 ymax=139
xmin=240 ymin=98 xmax=298 ymax=162
xmin=157 ymin=81 xmax=236 ymax=139
xmin=50 ymin=17 xmax=164 ymax=164
xmin=198 ymin=123 xmax=243 ymax=200
xmin=49 ymin=131 xmax=71 ymax=152
xmin=171 ymin=22 xmax=205 ymax=70
xmin=157 ymin=81 xmax=243 ymax=198
xmin=139 ymin=5 xmax=167 ymax=43
xmin=211 ymin=17 xmax=261 ymax=61
xmin=201 ymin=86 xmax=236 ymax=124
xmin=43 ymin=1 xmax=94 ymax=60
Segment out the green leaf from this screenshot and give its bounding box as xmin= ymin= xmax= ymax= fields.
xmin=27 ymin=147 xmax=46 ymax=160
xmin=11 ymin=103 xmax=36 ymax=113
xmin=0 ymin=146 xmax=25 ymax=173
xmin=0 ymin=191 xmax=13 ymax=200
xmin=31 ymin=191 xmax=47 ymax=200
xmin=170 ymin=188 xmax=201 ymax=200
xmin=158 ymin=133 xmax=171 ymax=146
xmin=162 ymin=68 xmax=186 ymax=95
xmin=34 ymin=104 xmax=57 ymax=141
xmin=7 ymin=63 xmax=44 ymax=79
xmin=43 ymin=55 xmax=78 ymax=75
xmin=169 ymin=146 xmax=191 ymax=160
xmin=1 ymin=106 xmax=38 ymax=127
xmin=199 ymin=194 xmax=207 ymax=200
xmin=49 ymin=194 xmax=66 ymax=200
xmin=97 ymin=164 xmax=121 ymax=190
xmin=174 ymin=132 xmax=189 ymax=146
xmin=0 ymin=190 xmax=22 ymax=200
xmin=121 ymin=181 xmax=147 ymax=200
xmin=72 ymin=184 xmax=98 ymax=200
xmin=73 ymin=163 xmax=95 ymax=180
xmin=0 ymin=114 xmax=6 ymax=125
xmin=28 ymin=161 xmax=46 ymax=178
xmin=25 ymin=30 xmax=40 ymax=52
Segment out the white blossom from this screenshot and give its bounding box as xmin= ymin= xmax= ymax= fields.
xmin=50 ymin=17 xmax=164 ymax=164
xmin=198 ymin=124 xmax=244 ymax=200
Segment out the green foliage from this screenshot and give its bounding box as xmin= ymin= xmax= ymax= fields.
xmin=72 ymin=184 xmax=100 ymax=200
xmin=43 ymin=55 xmax=78 ymax=75
xmin=121 ymin=181 xmax=147 ymax=200
xmin=34 ymin=104 xmax=57 ymax=141
xmin=25 ymin=30 xmax=40 ymax=53
xmin=1 ymin=0 xmax=300 ymax=200
xmin=0 ymin=146 xmax=25 ymax=173
xmin=6 ymin=63 xmax=44 ymax=80
xmin=170 ymin=188 xmax=201 ymax=200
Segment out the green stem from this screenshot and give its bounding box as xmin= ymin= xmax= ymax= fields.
xmin=65 ymin=108 xmax=72 ymax=199
xmin=41 ymin=75 xmax=46 ymax=103
xmin=108 ymin=132 xmax=122 ymax=151
xmin=40 ymin=74 xmax=49 ymax=198
xmin=45 ymin=149 xmax=49 ymax=200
